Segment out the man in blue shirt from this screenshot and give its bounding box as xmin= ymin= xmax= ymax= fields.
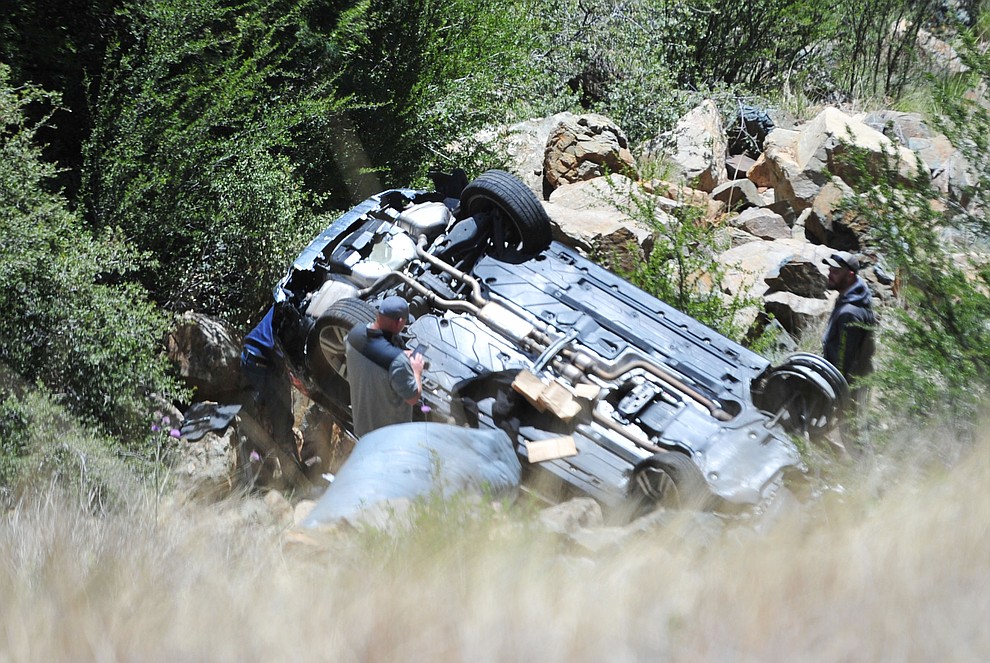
xmin=345 ymin=296 xmax=425 ymax=438
xmin=240 ymin=306 xmax=302 ymax=486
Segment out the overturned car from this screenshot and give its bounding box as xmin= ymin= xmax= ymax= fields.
xmin=273 ymin=170 xmax=847 ymax=519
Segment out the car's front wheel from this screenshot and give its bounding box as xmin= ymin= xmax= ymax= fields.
xmin=631 ymin=451 xmax=712 ymax=511
xmin=460 ymin=169 xmax=553 ymax=263
xmin=306 ymin=298 xmax=377 ymax=383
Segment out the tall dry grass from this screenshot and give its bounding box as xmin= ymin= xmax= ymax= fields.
xmin=2 ymin=431 xmax=989 ymax=662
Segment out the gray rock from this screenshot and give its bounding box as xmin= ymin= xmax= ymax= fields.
xmin=764 ymin=291 xmax=834 ymax=336
xmin=538 ymin=497 xmax=605 ymax=535
xmin=732 ymin=207 xmax=790 ymax=240
xmin=166 ymin=312 xmax=242 ymax=402
xmin=640 ymin=99 xmax=727 ymax=193
xmin=761 ymin=108 xmax=919 ymax=212
xmin=544 ymin=176 xmax=657 ymax=272
xmin=764 ymin=256 xmax=829 ymax=298
xmin=502 ymin=112 xmax=576 ymax=197
xmin=172 ymin=425 xmax=238 ymax=502
xmin=711 ymin=178 xmax=765 ymax=211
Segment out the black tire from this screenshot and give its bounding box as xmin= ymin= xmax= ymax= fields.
xmin=783 ymin=352 xmax=849 ymax=404
xmin=631 ymin=451 xmax=712 ymax=511
xmin=460 ymin=169 xmax=553 ymax=263
xmin=753 ymin=353 xmax=849 ymax=439
xmin=306 ymin=298 xmax=377 ymax=383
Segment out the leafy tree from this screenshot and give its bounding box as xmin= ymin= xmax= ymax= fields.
xmin=0 ymin=380 xmax=145 ymax=512
xmin=828 ymin=0 xmax=939 ymax=100
xmin=0 ymin=0 xmax=124 ymax=196
xmin=0 ymin=64 xmax=184 ymax=445
xmin=832 ymin=38 xmax=990 ymax=433
xmin=327 ymin=0 xmax=568 ymax=184
xmin=84 ymin=0 xmax=350 ymax=320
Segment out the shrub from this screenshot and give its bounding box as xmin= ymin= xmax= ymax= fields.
xmin=833 ymin=42 xmax=990 ymax=436
xmin=0 ymin=64 xmax=185 ymax=445
xmin=607 ymin=181 xmax=770 ymax=346
xmin=84 ymin=0 xmax=344 ymax=320
xmin=0 ymin=374 xmax=146 ymax=512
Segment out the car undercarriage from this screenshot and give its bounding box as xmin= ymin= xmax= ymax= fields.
xmin=273 ymin=170 xmax=847 ymax=520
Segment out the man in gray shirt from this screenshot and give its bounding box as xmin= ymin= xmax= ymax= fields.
xmin=345 ymin=296 xmax=425 ymax=437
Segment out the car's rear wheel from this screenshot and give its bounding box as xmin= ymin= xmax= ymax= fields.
xmin=631 ymin=451 xmax=712 ymax=511
xmin=753 ymin=352 xmax=849 ymax=439
xmin=306 ymin=298 xmax=377 ymax=382
xmin=460 ymin=169 xmax=553 ymax=263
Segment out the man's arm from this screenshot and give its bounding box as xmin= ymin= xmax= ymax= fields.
xmin=389 ymin=352 xmax=424 ymax=405
xmin=836 ymin=313 xmax=867 ymax=378
xmin=403 ymin=351 xmax=425 ymax=404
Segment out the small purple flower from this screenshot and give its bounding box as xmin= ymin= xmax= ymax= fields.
xmin=151 ymin=424 xmax=161 ymax=432
xmin=249 ymin=450 xmax=261 ymax=462
xmin=420 ymin=403 xmax=431 ymax=413
xmin=162 ymin=415 xmax=171 ymax=426
xmin=169 ymin=428 xmax=181 ymax=438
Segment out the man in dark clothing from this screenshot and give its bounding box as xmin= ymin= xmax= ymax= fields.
xmin=822 ymin=251 xmax=877 ymax=454
xmin=822 ymin=251 xmax=876 ymax=381
xmin=345 ymin=296 xmax=424 ymax=438
xmin=240 ymin=306 xmax=304 ymax=486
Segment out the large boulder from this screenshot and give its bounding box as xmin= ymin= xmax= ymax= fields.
xmin=543 ymin=113 xmax=637 ymax=195
xmin=501 ymin=112 xmax=576 ymax=197
xmin=804 ymin=178 xmax=863 ymax=250
xmin=760 ymin=107 xmax=920 ymax=212
xmin=764 ymin=291 xmax=834 ymax=336
xmin=544 ymin=175 xmax=657 ymax=272
xmin=172 ymin=426 xmax=238 ymax=502
xmin=730 ymin=207 xmax=791 ymax=241
xmin=710 ymin=178 xmax=765 ymax=211
xmin=166 ymin=312 xmax=242 ymax=401
xmin=863 ymin=109 xmax=976 ymax=206
xmin=764 ymin=255 xmax=829 ymax=298
xmin=719 ymin=238 xmax=838 ymax=301
xmin=640 ymin=99 xmax=727 ymax=193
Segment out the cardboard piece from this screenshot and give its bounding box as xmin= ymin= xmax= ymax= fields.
xmin=526 ymin=435 xmax=578 ymax=463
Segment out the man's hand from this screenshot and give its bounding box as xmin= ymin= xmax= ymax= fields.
xmin=407 ymin=350 xmax=425 ymax=376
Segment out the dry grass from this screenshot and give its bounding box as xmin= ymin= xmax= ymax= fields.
xmin=2 ymin=431 xmax=990 ymax=662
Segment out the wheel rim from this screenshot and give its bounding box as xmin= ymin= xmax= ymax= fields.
xmin=318 ymin=324 xmax=349 ymax=378
xmin=635 ymin=465 xmax=687 ymax=508
xmin=784 ymin=352 xmax=848 ymax=403
xmin=488 ymin=205 xmax=526 ymax=260
xmin=757 ymin=362 xmax=845 ymax=436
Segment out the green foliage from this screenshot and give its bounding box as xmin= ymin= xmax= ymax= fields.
xmin=0 ymin=381 xmax=145 ymax=511
xmin=833 ymin=46 xmax=990 ymax=431
xmin=0 ymin=64 xmax=185 ymax=444
xmin=827 ymin=0 xmax=938 ymax=100
xmin=534 ymin=0 xmax=836 ymax=143
xmin=328 ymin=0 xmax=569 ymax=183
xmin=609 ymin=182 xmax=767 ymax=345
xmin=85 ymin=0 xmax=346 ymax=319
xmin=0 ymin=0 xmax=124 ymax=195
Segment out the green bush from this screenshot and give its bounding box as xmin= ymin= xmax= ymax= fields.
xmin=0 ymin=64 xmax=185 ymax=445
xmin=0 ymin=380 xmax=145 ymax=511
xmin=327 ymin=0 xmax=569 ymax=183
xmin=833 ymin=40 xmax=990 ymax=434
xmin=84 ymin=0 xmax=345 ymax=320
xmin=608 ymin=182 xmax=769 ymax=346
